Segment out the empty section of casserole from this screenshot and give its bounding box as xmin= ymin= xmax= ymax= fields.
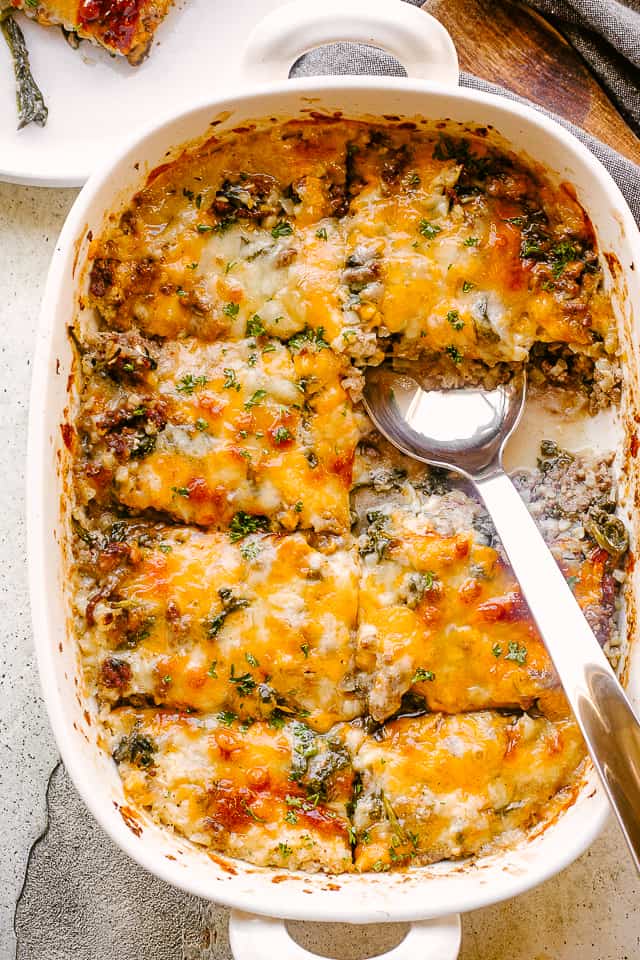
xmin=11 ymin=1 xmax=174 ymax=64
xmin=68 ymin=117 xmax=630 ymax=874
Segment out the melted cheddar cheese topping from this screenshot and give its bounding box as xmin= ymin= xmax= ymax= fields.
xmin=69 ymin=118 xmax=627 ymax=874
xmin=11 ymin=1 xmax=173 ymax=63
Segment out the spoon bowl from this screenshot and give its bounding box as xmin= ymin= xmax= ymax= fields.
xmin=363 ymin=365 xmax=526 ymax=478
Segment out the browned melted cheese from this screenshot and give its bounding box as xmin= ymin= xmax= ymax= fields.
xmin=70 ymin=118 xmax=627 ymax=874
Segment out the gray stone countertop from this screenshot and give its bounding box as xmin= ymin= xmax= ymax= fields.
xmin=2 ymin=182 xmax=640 ymax=960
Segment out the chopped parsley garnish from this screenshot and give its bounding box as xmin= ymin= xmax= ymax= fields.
xmin=445 ymin=344 xmax=464 ymax=364
xmin=462 ymin=280 xmax=475 ymax=293
xmin=229 ymin=511 xmax=270 ymax=542
xmin=412 ymin=668 xmax=435 ymax=683
xmin=521 ymin=238 xmax=544 ymax=258
xmin=240 ymin=540 xmax=262 ymax=562
xmin=223 ymin=368 xmax=241 ymax=391
xmin=215 ymin=711 xmax=237 ymax=726
xmin=208 ymin=660 xmax=218 ymax=678
xmin=287 ymin=326 xmax=329 ymax=352
xmin=245 ymin=652 xmax=260 ymax=667
xmin=229 ymin=665 xmax=256 ymax=696
xmin=316 ymin=227 xmax=328 ymax=240
xmin=187 ymin=262 xmax=199 ymax=270
xmin=504 ymin=641 xmax=528 ymax=664
xmin=407 ymin=172 xmax=421 ymax=187
xmin=267 ymin=709 xmax=288 ymax=730
xmin=567 ymin=575 xmax=581 ymax=592
xmin=463 ymin=236 xmax=479 ymax=247
xmin=158 ymin=543 xmax=173 ymax=554
xmin=492 ymin=643 xmax=503 ymax=658
xmin=294 ymin=500 xmax=303 ymax=513
xmin=176 ymin=373 xmax=207 ymax=394
xmin=246 ymin=314 xmax=266 ymax=337
xmin=549 ymin=240 xmax=579 ymax=277
xmin=273 ymin=426 xmax=292 ymax=444
xmin=171 ymin=486 xmax=190 ymax=498
xmin=300 ymin=643 xmax=310 ymax=658
xmin=447 ymin=310 xmax=464 ymax=331
xmin=271 ymin=221 xmax=293 ymax=239
xmin=418 ymin=219 xmax=441 ymax=240
xmin=244 ymin=389 xmax=267 ymax=409
xmin=196 ymin=223 xmax=214 ymax=233
xmin=223 ymin=301 xmax=239 ymax=317
xmin=195 ymin=418 xmax=209 ymax=431
xmin=278 ymin=842 xmax=293 ymax=858
xmin=284 ymin=810 xmax=298 ymax=825
xmin=207 ymin=588 xmax=250 ymax=637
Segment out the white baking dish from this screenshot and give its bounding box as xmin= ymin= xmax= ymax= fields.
xmin=26 ymin=2 xmax=640 ymax=957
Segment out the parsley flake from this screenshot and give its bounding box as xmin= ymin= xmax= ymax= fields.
xmin=447 ymin=310 xmax=465 ymax=331
xmin=245 ymin=389 xmax=267 ymax=409
xmin=271 ymin=221 xmax=293 ymax=239
xmin=418 ymin=219 xmax=442 ymax=240
xmin=412 ymin=668 xmax=435 ymax=683
xmin=504 ymin=641 xmax=527 ymax=664
xmin=176 ymin=373 xmax=207 ymax=394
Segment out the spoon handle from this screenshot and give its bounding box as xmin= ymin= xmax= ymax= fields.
xmin=475 ymin=467 xmax=640 ymax=872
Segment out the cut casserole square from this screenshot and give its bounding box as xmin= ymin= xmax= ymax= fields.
xmin=105 ymin=709 xmax=355 ymax=872
xmin=349 ymin=712 xmax=586 ymax=871
xmin=72 ymin=331 xmax=360 ymax=533
xmin=75 ymin=523 xmax=362 ymax=732
xmin=353 ymin=434 xmax=620 ymax=721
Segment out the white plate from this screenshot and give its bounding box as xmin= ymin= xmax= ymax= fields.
xmin=0 ymin=0 xmax=283 ymax=186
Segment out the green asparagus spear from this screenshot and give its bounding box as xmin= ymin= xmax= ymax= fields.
xmin=1 ymin=11 xmax=48 ymax=129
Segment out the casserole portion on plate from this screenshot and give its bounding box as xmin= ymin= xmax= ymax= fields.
xmin=8 ymin=0 xmax=174 ymax=63
xmin=67 ymin=117 xmax=629 ymax=874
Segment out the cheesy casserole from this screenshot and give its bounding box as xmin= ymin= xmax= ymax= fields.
xmin=9 ymin=0 xmax=173 ymax=63
xmin=68 ymin=119 xmax=628 ymax=873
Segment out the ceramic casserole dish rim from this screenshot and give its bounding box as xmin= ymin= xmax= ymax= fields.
xmin=26 ymin=2 xmax=640 ymax=956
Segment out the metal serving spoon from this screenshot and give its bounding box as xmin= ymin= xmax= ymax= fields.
xmin=363 ymin=363 xmax=640 ymax=872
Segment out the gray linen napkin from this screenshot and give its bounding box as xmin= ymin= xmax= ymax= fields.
xmin=522 ymin=0 xmax=640 ymax=137
xmin=15 ymin=4 xmax=639 ymax=959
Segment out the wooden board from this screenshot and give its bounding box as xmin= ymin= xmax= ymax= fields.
xmin=423 ymin=0 xmax=640 ymax=165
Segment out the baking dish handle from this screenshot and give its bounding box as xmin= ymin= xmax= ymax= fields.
xmin=240 ymin=0 xmax=459 ymax=86
xmin=229 ymin=910 xmax=462 ymax=959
